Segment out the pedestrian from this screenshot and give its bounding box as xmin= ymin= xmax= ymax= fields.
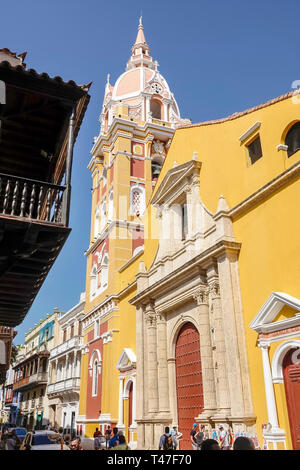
xmin=195 ymin=425 xmax=205 ymax=450
xmin=218 ymin=425 xmax=231 ymax=450
xmin=94 ymin=427 xmax=101 ymax=450
xmin=108 ymin=427 xmax=119 ymax=448
xmin=158 ymin=426 xmax=174 ymax=450
xmin=113 ymin=435 xmax=131 ymax=450
xmin=201 ymin=439 xmax=220 ymax=451
xmin=233 ymin=436 xmax=256 ymax=450
xmin=170 ymin=426 xmax=182 ymax=450
xmin=105 ymin=425 xmax=112 ymax=449
xmin=190 ymin=423 xmax=198 ymax=450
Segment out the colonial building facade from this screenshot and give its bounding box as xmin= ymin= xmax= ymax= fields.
xmin=78 ymin=20 xmax=300 ymax=450
xmin=47 ymin=294 xmax=84 ymax=435
xmin=78 ymin=18 xmax=186 ymax=447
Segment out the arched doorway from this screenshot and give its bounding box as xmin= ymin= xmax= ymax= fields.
xmin=283 ymin=348 xmax=300 ymax=450
xmin=128 ymin=381 xmax=133 ymax=443
xmin=175 ymin=322 xmax=203 ymax=450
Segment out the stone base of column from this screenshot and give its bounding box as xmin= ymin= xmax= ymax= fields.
xmin=227 ymin=414 xmax=257 ymax=435
xmin=136 ymin=416 xmax=172 ymax=450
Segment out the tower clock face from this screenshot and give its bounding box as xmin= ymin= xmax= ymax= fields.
xmin=151 ymin=82 xmax=163 ymax=94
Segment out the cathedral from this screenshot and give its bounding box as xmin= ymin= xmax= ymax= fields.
xmin=78 ymin=18 xmax=300 ymax=450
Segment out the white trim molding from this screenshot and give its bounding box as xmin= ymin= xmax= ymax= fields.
xmin=272 ymin=339 xmax=300 ymax=383
xmin=249 ymin=292 xmax=300 ymax=334
xmin=238 ymin=121 xmax=261 ymax=143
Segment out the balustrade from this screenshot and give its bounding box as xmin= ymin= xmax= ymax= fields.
xmin=0 ymin=172 xmax=66 ymax=225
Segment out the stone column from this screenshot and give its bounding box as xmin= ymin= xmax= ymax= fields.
xmin=217 ymin=248 xmax=253 ymax=422
xmin=136 ymin=306 xmax=145 ymax=424
xmin=207 ymin=266 xmax=231 ymax=416
xmin=65 ymin=354 xmax=69 ymax=380
xmin=156 ymin=312 xmax=170 ymax=412
xmin=117 ymin=376 xmax=124 ymax=427
xmin=167 ymin=358 xmax=177 ymax=425
xmin=132 ymin=375 xmax=137 ymax=427
xmin=55 ymin=359 xmax=58 ymax=382
xmin=193 ymin=285 xmax=217 ymax=417
xmin=145 ymin=304 xmax=159 ymax=413
xmin=259 ymin=343 xmax=279 ymax=429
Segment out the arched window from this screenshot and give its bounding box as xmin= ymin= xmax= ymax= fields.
xmin=150 ymin=100 xmax=161 ymax=119
xmin=101 ymin=253 xmax=109 ymax=290
xmin=100 ymin=200 xmax=107 ymax=232
xmin=130 ymin=186 xmax=145 ymax=216
xmin=94 ymin=207 xmax=100 ymax=239
xmin=92 ymin=359 xmax=98 ymax=396
xmin=90 ymin=265 xmax=97 ymax=298
xmin=108 ymin=190 xmax=113 ymax=221
xmin=285 ymin=122 xmax=300 ymax=157
xmin=89 ymin=350 xmax=101 ymax=397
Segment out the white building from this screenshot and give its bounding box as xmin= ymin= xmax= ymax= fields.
xmin=47 ymin=294 xmax=85 ymax=435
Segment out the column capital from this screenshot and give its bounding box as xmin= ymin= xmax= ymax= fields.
xmin=259 ymin=341 xmax=270 ymax=351
xmin=193 ymin=285 xmax=209 ymax=305
xmin=208 ymin=280 xmax=220 ymax=298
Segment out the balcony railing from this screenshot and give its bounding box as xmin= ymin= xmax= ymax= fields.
xmin=0 ymin=173 xmax=66 ymax=226
xmin=47 ymin=377 xmax=80 ymax=395
xmin=29 ymin=372 xmax=48 ymax=384
xmin=50 ymin=336 xmax=82 ymax=358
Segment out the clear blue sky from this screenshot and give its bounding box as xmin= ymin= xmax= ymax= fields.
xmin=2 ymin=0 xmax=300 ymax=343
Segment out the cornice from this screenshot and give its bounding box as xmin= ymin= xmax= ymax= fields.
xmin=229 ymin=159 xmax=300 ymax=219
xmin=130 ymin=239 xmax=241 ymax=306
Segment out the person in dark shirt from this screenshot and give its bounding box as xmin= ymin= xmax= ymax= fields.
xmin=190 ymin=423 xmax=198 ymax=450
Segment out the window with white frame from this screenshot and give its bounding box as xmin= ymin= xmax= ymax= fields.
xmin=94 ymin=319 xmax=100 ymax=338
xmin=102 ymin=167 xmax=107 ymax=187
xmin=101 ymin=253 xmax=109 ymax=289
xmin=94 ymin=206 xmax=100 ymax=239
xmin=100 ymin=200 xmax=107 ymax=232
xmin=108 ymin=190 xmax=113 ymax=221
xmin=92 ymin=359 xmax=98 ymax=396
xmin=90 ymin=265 xmax=97 ymax=298
xmin=130 ymin=186 xmax=145 ymax=216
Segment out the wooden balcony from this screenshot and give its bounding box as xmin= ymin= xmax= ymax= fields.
xmin=0 ymin=48 xmax=91 ymax=327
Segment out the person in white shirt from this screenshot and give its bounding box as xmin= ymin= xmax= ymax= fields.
xmin=219 ymin=425 xmax=230 ymax=450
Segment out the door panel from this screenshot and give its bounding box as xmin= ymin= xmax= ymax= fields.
xmin=283 ymin=348 xmax=300 ymax=450
xmin=175 ymin=322 xmax=203 ymax=450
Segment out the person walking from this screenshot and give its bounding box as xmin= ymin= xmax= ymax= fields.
xmin=190 ymin=423 xmax=198 ymax=450
xmin=170 ymin=426 xmax=182 ymax=450
xmin=195 ymin=425 xmax=205 ymax=450
xmin=108 ymin=427 xmax=119 ymax=448
xmin=219 ymin=425 xmax=231 ymax=450
xmin=93 ymin=428 xmax=101 ymax=450
xmin=158 ymin=427 xmax=174 ymax=450
xmin=105 ymin=425 xmax=112 ymax=449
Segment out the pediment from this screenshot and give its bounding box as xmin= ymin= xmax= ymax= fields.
xmin=116 ymin=348 xmax=136 ymax=372
xmin=250 ymin=292 xmax=300 ymax=334
xmin=151 ymin=160 xmax=201 ymax=206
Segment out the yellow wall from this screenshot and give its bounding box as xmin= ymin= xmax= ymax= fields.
xmin=149 ymin=93 xmax=300 ymax=449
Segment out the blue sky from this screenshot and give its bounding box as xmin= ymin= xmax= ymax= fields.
xmin=2 ymin=0 xmax=300 ymax=343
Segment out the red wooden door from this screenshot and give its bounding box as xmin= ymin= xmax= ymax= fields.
xmin=283 ymin=348 xmax=300 ymax=450
xmin=175 ymin=322 xmax=203 ymax=450
xmin=128 ymin=382 xmax=133 ymax=443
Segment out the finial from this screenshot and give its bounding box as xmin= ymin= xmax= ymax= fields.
xmin=106 ymin=73 xmax=110 ymax=84
xmin=216 ymin=195 xmax=230 ymax=213
xmin=192 ymin=151 xmax=198 ymax=161
xmin=139 ymin=11 xmax=143 ymax=26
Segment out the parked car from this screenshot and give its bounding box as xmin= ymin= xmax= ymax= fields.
xmin=20 ymin=431 xmax=69 ymax=450
xmin=7 ymin=427 xmax=27 ymax=442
